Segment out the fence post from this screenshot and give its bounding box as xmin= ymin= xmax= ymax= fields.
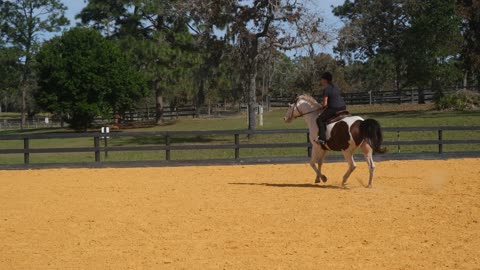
xmin=101 ymin=127 xmax=110 ymax=159
xmin=165 ymin=133 xmax=171 ymax=161
xmin=438 ymin=130 xmax=443 ymax=154
xmin=397 ymin=131 xmax=401 ymax=153
xmin=307 ymin=132 xmax=312 ymax=157
xmin=94 ymin=136 xmax=101 ymax=162
xmin=234 ymin=133 xmax=240 ymax=160
xmin=104 ymin=136 xmax=109 ymax=159
xmin=24 ymin=138 xmax=30 ymax=165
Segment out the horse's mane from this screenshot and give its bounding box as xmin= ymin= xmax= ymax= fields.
xmin=298 ymin=94 xmax=321 ymax=107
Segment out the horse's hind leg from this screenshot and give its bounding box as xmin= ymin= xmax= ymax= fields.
xmin=341 ymin=150 xmax=357 ymax=187
xmin=361 ymin=142 xmax=375 ymax=188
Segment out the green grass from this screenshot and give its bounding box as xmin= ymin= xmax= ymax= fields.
xmin=1 ymin=105 xmax=480 ymax=165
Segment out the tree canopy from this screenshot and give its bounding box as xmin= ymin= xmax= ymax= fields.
xmin=35 ymin=28 xmax=147 ymax=131
xmin=0 ymin=0 xmax=69 ymax=128
xmin=334 ymin=0 xmax=465 ymax=100
xmin=1 ymin=0 xmax=480 ymax=131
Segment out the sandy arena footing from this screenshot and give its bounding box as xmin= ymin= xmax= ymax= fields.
xmin=1 ymin=159 xmax=479 ymax=269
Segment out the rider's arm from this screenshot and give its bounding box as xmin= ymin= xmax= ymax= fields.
xmin=322 ymin=86 xmax=330 ymax=109
xmin=322 ymin=96 xmax=328 ymax=109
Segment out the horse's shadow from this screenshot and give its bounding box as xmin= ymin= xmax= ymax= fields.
xmin=229 ymin=182 xmax=344 ymax=189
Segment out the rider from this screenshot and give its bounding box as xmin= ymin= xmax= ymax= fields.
xmin=315 ymin=72 xmax=347 ymax=145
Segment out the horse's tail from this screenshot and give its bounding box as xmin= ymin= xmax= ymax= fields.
xmin=360 ymin=119 xmax=387 ymax=154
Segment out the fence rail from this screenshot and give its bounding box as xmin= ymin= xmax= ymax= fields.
xmin=1 ymin=126 xmax=479 ymax=169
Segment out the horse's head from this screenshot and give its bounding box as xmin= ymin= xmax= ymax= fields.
xmin=284 ymin=95 xmax=321 ymax=123
xmin=283 ymin=96 xmax=300 ymax=123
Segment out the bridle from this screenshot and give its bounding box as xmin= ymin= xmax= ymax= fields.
xmin=290 ymin=97 xmax=323 ymax=119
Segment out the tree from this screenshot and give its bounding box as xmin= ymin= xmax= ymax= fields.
xmin=334 ymin=0 xmax=463 ymax=102
xmin=403 ymin=0 xmax=462 ymax=102
xmin=0 ymin=0 xmax=69 ymax=129
xmin=79 ymin=0 xmax=198 ymax=124
xmin=292 ymin=53 xmax=351 ymax=95
xmin=355 ymin=54 xmax=397 ymax=92
xmin=334 ymin=0 xmax=410 ymax=94
xmin=79 ymin=0 xmax=328 ymax=129
xmin=75 ymin=0 xmax=125 ymax=37
xmin=35 ymin=28 xmax=147 ymax=131
xmin=258 ymin=50 xmax=294 ymax=98
xmin=0 ymin=47 xmax=22 ymax=113
xmin=189 ymin=0 xmax=329 ymax=132
xmin=457 ymin=0 xmax=480 ymax=90
xmin=184 ymin=5 xmax=228 ymax=117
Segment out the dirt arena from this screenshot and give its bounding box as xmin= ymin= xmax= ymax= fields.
xmin=1 ymin=159 xmax=479 ymax=269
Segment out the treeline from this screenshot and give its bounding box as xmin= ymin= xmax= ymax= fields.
xmin=0 ymin=0 xmax=479 ymax=131
xmin=334 ymin=0 xmax=480 ymax=100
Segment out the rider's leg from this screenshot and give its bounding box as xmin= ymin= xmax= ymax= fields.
xmin=317 ymin=120 xmax=327 ymax=142
xmin=316 ymin=109 xmax=336 ymax=144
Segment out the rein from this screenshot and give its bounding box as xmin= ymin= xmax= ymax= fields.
xmin=291 ymin=98 xmax=323 ymax=119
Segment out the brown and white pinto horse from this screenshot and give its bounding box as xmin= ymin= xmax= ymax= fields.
xmin=284 ymin=95 xmax=386 ymax=188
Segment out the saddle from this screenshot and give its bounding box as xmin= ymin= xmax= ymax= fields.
xmin=326 ymin=110 xmax=350 ymax=124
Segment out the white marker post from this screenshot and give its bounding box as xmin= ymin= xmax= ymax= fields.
xmin=101 ymin=127 xmax=110 ymax=158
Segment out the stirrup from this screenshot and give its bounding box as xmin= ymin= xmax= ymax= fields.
xmin=314 ymin=136 xmax=326 ymax=145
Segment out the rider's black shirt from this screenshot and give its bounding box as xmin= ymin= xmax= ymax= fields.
xmin=323 ymin=84 xmax=346 ymax=109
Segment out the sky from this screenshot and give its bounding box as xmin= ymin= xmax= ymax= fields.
xmin=61 ymin=0 xmax=85 ymax=25
xmin=59 ymin=0 xmax=345 ymax=55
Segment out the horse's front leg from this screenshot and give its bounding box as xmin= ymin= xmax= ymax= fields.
xmin=318 ymin=149 xmax=328 ymax=183
xmin=310 ymin=144 xmax=328 ymax=184
xmin=309 ymin=145 xmax=321 ymax=183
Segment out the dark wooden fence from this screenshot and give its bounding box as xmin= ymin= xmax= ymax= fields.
xmin=269 ymin=87 xmax=479 ymax=107
xmin=0 ymin=126 xmax=479 ymax=169
xmin=122 ymin=105 xmax=197 ymax=121
xmin=343 ymin=89 xmax=437 ymax=105
xmin=0 ymin=118 xmax=62 ymax=130
xmin=269 ymin=90 xmax=437 ymax=107
xmin=0 ymin=106 xmax=198 ymax=131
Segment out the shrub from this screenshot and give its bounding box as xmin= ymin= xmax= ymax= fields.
xmin=435 ymin=90 xmax=480 ymax=111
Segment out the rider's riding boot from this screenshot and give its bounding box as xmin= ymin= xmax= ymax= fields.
xmin=315 ymin=121 xmax=327 ymax=145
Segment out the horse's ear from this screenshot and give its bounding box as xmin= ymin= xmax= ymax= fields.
xmin=291 ymin=94 xmax=299 ymax=104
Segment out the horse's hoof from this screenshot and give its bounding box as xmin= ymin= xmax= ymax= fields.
xmin=314 ymin=177 xmax=321 ymax=184
xmin=367 ymin=184 xmax=373 ymax=189
xmin=320 ymin=175 xmax=328 ymax=183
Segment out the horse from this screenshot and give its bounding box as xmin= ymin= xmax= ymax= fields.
xmin=283 ymin=95 xmax=386 ymax=188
